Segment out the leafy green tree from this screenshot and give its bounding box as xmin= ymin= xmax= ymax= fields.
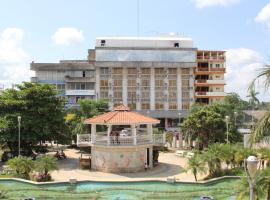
xmin=66 ymin=99 xmax=109 ymax=140
xmin=180 ymin=107 xmax=226 ymax=148
xmin=185 ymin=154 xmax=206 ymax=181
xmin=7 ymin=156 xmax=34 ymax=178
xmin=0 ymin=82 xmax=68 ymax=151
xmin=34 ymin=155 xmax=58 ymax=176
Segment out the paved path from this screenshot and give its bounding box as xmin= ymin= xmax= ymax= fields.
xmin=51 ymin=148 xmax=203 ymax=182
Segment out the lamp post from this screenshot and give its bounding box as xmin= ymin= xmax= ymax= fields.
xmin=245 ymin=156 xmax=259 ymax=200
xmin=225 ymin=115 xmax=229 ymax=143
xmin=178 ymin=112 xmax=181 ymax=124
xmin=234 ymin=111 xmax=237 ymax=126
xmin=17 ymin=116 xmax=21 ymax=156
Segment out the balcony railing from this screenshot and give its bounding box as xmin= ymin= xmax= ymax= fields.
xmin=197 ymin=56 xmax=225 ymax=60
xmin=196 ymin=68 xmax=226 ymax=72
xmin=195 ymin=92 xmax=227 ymax=97
xmin=77 ymin=133 xmax=166 ymax=147
xmin=195 ymin=79 xmax=225 ymax=84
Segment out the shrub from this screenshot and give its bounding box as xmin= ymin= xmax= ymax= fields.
xmin=7 ymin=156 xmax=34 ymax=179
xmin=34 ymin=155 xmax=58 ymax=176
xmin=30 ymin=172 xmax=52 ymax=182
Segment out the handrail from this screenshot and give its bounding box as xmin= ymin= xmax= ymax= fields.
xmin=77 ymin=133 xmax=166 ymax=146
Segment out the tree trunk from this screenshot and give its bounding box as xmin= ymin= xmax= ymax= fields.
xmin=193 ymin=172 xmax=197 ymax=181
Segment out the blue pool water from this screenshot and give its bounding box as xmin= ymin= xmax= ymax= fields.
xmin=0 ymin=178 xmax=239 ymax=200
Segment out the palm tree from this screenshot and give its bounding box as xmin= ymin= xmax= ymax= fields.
xmin=185 ymin=154 xmax=206 ymax=181
xmin=203 ymin=144 xmax=223 ymax=176
xmin=249 ymin=66 xmax=270 ymax=143
xmin=250 ymin=110 xmax=270 ymax=144
xmin=237 ymin=167 xmax=270 ymax=200
xmin=250 ymin=66 xmax=270 ymax=91
xmin=34 ymin=155 xmax=58 ymax=176
xmin=247 ymin=86 xmax=260 ymax=110
xmin=7 ymin=156 xmax=34 ymax=179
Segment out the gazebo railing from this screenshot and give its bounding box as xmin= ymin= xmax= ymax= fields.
xmin=77 ymin=133 xmax=166 ymax=147
xmin=77 ymin=134 xmax=91 ymax=147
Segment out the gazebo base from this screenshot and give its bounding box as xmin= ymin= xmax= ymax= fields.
xmin=91 ymin=145 xmax=153 ymax=173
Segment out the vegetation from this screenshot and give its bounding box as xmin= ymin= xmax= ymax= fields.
xmin=34 ymin=155 xmax=58 ymax=181
xmin=65 ymin=99 xmax=109 ymax=141
xmin=185 ymin=154 xmax=206 ymax=181
xmin=7 ymin=156 xmax=34 ymax=179
xmin=0 ymin=82 xmax=69 ymax=152
xmin=237 ymin=167 xmax=270 ymax=200
xmin=185 ymin=143 xmax=256 ymax=180
xmin=6 ymin=154 xmax=57 ymax=182
xmin=180 ymin=94 xmax=246 ymax=149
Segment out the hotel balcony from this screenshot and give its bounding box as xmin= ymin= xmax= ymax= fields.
xmin=195 ymin=79 xmax=225 ymax=85
xmin=197 ymin=55 xmax=225 ymax=61
xmin=65 ymin=90 xmax=95 ymax=96
xmin=195 ymin=67 xmax=226 ymax=75
xmin=65 ymin=76 xmax=95 ymax=82
xmin=77 ymin=132 xmax=166 ymax=147
xmin=195 ymin=91 xmax=227 ymax=98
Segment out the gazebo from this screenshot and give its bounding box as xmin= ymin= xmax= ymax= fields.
xmin=78 ymin=104 xmax=161 ymax=173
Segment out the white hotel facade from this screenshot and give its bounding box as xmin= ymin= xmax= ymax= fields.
xmin=31 ymin=36 xmax=226 ymax=128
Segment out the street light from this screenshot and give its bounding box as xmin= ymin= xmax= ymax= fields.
xmin=245 ymin=156 xmax=259 ymax=200
xmin=225 ymin=115 xmax=229 ymax=143
xmin=18 ymin=116 xmax=21 ymax=156
xmin=178 ymin=112 xmax=181 ymax=124
xmin=234 ymin=111 xmax=237 ymax=126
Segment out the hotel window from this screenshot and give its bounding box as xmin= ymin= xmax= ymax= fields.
xmin=182 ymin=103 xmax=190 ymax=110
xmin=169 ymin=104 xmax=177 ymax=110
xmin=155 ymin=103 xmax=164 ymax=110
xmin=141 ymin=103 xmax=150 ymax=110
xmin=100 ymin=80 xmax=108 ymax=87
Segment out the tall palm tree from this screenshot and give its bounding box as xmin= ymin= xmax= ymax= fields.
xmin=247 ymin=86 xmax=260 ymax=128
xmin=249 ymin=66 xmax=270 ymax=143
xmin=247 ymin=86 xmax=260 ymax=110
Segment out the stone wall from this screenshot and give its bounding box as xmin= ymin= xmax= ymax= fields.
xmin=91 ymin=145 xmax=153 ymax=173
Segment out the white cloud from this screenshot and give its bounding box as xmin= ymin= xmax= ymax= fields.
xmin=192 ymin=0 xmax=240 ymax=8
xmin=0 ymin=28 xmax=32 ymax=88
xmin=225 ymin=48 xmax=269 ymax=101
xmin=51 ymin=27 xmax=84 ymax=46
xmin=255 ymin=3 xmax=270 ymax=29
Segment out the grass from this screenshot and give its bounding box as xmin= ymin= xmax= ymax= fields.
xmin=0 ymin=174 xmax=11 ymax=178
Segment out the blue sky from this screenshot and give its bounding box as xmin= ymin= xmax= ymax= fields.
xmin=0 ymin=0 xmax=270 ymax=100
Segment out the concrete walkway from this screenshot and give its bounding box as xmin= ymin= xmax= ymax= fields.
xmin=51 ymin=148 xmax=202 ymax=182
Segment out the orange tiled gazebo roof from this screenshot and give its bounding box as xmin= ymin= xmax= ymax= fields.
xmin=84 ymin=105 xmax=160 ymax=125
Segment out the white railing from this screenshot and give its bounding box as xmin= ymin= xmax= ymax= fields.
xmin=77 ymin=133 xmax=166 ymax=147
xmin=77 ymin=134 xmax=91 ymax=147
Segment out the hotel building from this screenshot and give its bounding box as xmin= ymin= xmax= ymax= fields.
xmin=31 ymin=36 xmax=226 ymax=128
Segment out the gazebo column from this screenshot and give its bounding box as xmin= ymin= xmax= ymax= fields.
xmin=132 ymin=125 xmax=137 ymax=145
xmin=107 ymin=125 xmax=112 ymax=145
xmin=91 ymin=124 xmax=96 ymax=143
xmin=147 ymin=124 xmax=153 ymax=143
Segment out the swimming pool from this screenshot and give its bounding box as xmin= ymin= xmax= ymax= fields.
xmin=0 ymin=178 xmax=240 ymax=200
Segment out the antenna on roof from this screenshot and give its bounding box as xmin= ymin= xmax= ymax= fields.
xmin=137 ymin=0 xmax=140 ymax=36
